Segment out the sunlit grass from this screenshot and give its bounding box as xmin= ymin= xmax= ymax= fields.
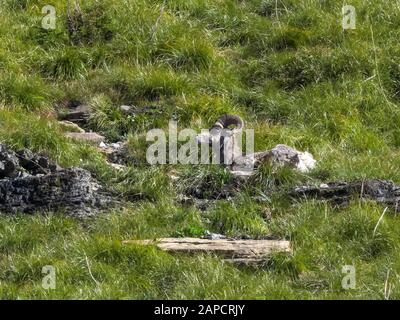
xmin=1 ymin=0 xmax=400 ymax=299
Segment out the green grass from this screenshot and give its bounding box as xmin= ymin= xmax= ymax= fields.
xmin=1 ymin=0 xmax=400 ymax=299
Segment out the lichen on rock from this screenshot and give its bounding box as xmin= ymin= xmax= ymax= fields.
xmin=0 ymin=144 xmax=110 ymax=217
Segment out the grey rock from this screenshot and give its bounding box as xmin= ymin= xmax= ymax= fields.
xmin=232 ymin=144 xmax=316 ymax=176
xmin=38 ymin=156 xmax=49 ymax=169
xmin=16 ymin=149 xmax=35 ymax=169
xmin=58 ymin=104 xmax=91 ymax=125
xmin=120 ymin=105 xmax=132 ymax=114
xmin=67 ymin=104 xmax=90 ymax=118
xmin=16 ymin=148 xmax=59 ymax=175
xmin=291 ymin=179 xmax=400 ymax=212
xmin=49 ymin=163 xmax=62 ymax=173
xmin=202 ymin=231 xmax=227 ymax=240
xmin=268 ymin=144 xmax=316 ymax=172
xmin=65 ymin=132 xmax=106 ymax=144
xmin=58 ymin=120 xmax=86 ymax=133
xmin=0 ymin=168 xmax=110 ymax=217
xmin=0 ymin=144 xmax=111 ymax=217
xmin=0 ymin=160 xmax=17 ymax=178
xmin=98 ymin=141 xmax=132 ymax=165
xmin=0 ymin=145 xmax=20 ymax=178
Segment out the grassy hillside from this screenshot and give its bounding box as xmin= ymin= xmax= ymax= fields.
xmin=1 ymin=0 xmax=400 ymax=299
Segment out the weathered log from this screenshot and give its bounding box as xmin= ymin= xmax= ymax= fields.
xmin=122 ymin=238 xmax=291 ymax=263
xmin=291 ymin=179 xmax=400 ymax=211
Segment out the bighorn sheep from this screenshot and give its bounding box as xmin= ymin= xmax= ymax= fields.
xmin=196 ymin=115 xmax=244 ymax=166
xmin=196 ymin=115 xmax=316 ymax=176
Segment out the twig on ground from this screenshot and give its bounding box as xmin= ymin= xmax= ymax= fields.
xmin=84 ymin=252 xmax=100 ymax=287
xmin=373 ymin=207 xmax=388 ymax=237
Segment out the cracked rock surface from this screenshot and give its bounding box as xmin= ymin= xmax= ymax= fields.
xmin=0 ymin=144 xmax=110 ymax=217
xmin=291 ymin=179 xmax=400 ymax=211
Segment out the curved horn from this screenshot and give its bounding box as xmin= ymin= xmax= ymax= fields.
xmin=211 ymin=115 xmax=244 ymax=131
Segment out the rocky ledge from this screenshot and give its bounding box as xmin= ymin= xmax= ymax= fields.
xmin=0 ymin=144 xmax=110 ymax=217
xmin=291 ymin=179 xmax=400 ymax=212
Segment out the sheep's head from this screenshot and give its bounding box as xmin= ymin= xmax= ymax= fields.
xmin=195 ymin=115 xmax=244 ymax=145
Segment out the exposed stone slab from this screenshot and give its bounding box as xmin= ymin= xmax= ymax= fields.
xmin=0 ymin=168 xmax=109 ymax=217
xmin=291 ymin=179 xmax=400 ymax=211
xmin=0 ymin=144 xmax=110 ymax=217
xmin=58 ymin=120 xmax=86 ymax=133
xmin=58 ymin=104 xmax=91 ymax=124
xmin=65 ymin=132 xmax=105 ymax=144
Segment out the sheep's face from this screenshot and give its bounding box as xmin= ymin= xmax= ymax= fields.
xmin=195 ymin=130 xmax=212 ymax=145
xmin=195 ymin=128 xmax=222 ymax=145
xmin=195 ymin=128 xmax=242 ymax=165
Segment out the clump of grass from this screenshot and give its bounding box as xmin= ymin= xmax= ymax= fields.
xmin=246 ymin=46 xmax=373 ymax=90
xmin=173 ymin=93 xmax=239 ymax=125
xmin=108 ymin=166 xmax=172 ymax=202
xmin=0 ymin=74 xmax=56 ymax=110
xmin=125 ymin=132 xmax=151 ymax=164
xmin=153 ymin=36 xmax=216 ymax=71
xmin=251 ymin=162 xmax=309 ymax=192
xmin=0 ymin=107 xmax=102 ymax=167
xmin=177 ymin=165 xmax=233 ymax=199
xmin=262 ymin=252 xmax=305 ymax=279
xmin=267 ymin=26 xmax=310 ymax=51
xmin=256 ymin=0 xmax=292 ymax=18
xmin=101 ymin=66 xmax=190 ymax=103
xmin=39 ymin=47 xmax=88 ymax=80
xmin=2 ymin=0 xmax=400 ymax=300
xmin=3 ymin=0 xmax=31 ymax=10
xmin=67 ymin=0 xmax=114 ymax=46
xmin=205 ymin=196 xmax=269 ymax=238
xmin=88 ymin=94 xmax=125 ymax=140
xmin=336 ymin=204 xmax=395 ymax=261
